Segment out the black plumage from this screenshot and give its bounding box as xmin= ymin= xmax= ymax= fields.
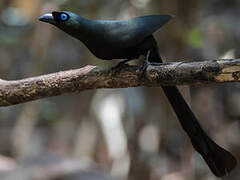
xmin=39 ymin=11 xmax=237 ymax=177
xmin=40 ymin=11 xmax=170 ymax=61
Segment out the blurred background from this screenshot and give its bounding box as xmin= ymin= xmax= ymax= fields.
xmin=0 ymin=0 xmax=240 ymax=179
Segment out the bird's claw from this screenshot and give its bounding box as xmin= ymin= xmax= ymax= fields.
xmin=140 ymin=61 xmax=150 ymax=72
xmin=140 ymin=61 xmax=162 ymax=80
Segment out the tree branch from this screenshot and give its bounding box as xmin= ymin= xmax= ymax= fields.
xmin=0 ymin=59 xmax=240 ymax=107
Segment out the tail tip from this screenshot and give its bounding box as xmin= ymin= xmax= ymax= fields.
xmin=203 ymin=151 xmax=237 ymax=177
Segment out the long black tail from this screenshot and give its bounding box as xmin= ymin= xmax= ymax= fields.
xmin=161 ymin=86 xmax=236 ymax=177
xmin=148 ymin=46 xmax=237 ymax=177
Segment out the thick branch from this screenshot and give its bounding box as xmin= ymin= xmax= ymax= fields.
xmin=0 ymin=59 xmax=240 ymax=107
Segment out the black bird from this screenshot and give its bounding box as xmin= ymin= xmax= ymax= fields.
xmin=39 ymin=11 xmax=237 ymax=177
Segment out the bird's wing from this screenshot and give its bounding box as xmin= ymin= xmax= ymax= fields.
xmin=93 ymin=15 xmax=173 ymax=48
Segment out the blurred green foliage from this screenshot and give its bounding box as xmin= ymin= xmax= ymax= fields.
xmin=187 ymin=28 xmax=203 ymax=48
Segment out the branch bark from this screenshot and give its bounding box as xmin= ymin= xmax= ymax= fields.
xmin=0 ymin=59 xmax=240 ymax=107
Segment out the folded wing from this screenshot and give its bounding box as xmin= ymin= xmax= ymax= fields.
xmin=93 ymin=15 xmax=173 ymax=48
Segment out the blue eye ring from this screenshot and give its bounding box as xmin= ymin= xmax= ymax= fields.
xmin=60 ymin=13 xmax=68 ymax=21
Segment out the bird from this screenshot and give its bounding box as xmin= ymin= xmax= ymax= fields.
xmin=39 ymin=11 xmax=237 ymax=177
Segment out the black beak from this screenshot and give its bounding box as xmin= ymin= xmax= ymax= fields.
xmin=39 ymin=13 xmax=56 ymax=24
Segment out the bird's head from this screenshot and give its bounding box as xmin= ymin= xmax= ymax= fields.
xmin=39 ymin=11 xmax=82 ymax=33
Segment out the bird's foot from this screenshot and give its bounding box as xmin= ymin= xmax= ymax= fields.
xmin=140 ymin=60 xmax=150 ymax=72
xmin=139 ymin=60 xmax=151 ymax=80
xmin=140 ymin=61 xmax=162 ymax=72
xmin=140 ymin=61 xmax=162 ymax=80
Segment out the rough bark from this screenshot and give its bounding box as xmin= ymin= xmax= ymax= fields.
xmin=0 ymin=59 xmax=240 ymax=107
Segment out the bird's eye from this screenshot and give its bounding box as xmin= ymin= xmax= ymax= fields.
xmin=60 ymin=13 xmax=68 ymax=21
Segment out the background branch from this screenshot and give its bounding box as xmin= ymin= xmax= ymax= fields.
xmin=0 ymin=59 xmax=240 ymax=107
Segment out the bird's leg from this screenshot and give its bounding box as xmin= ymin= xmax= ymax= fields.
xmin=141 ymin=50 xmax=163 ymax=72
xmin=140 ymin=50 xmax=151 ymax=71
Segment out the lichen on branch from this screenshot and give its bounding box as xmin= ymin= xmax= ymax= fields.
xmin=0 ymin=59 xmax=240 ymax=107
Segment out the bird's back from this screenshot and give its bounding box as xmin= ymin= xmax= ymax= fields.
xmin=87 ymin=15 xmax=173 ymax=48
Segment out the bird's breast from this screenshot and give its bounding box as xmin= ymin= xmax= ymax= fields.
xmin=81 ymin=40 xmax=133 ymax=60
